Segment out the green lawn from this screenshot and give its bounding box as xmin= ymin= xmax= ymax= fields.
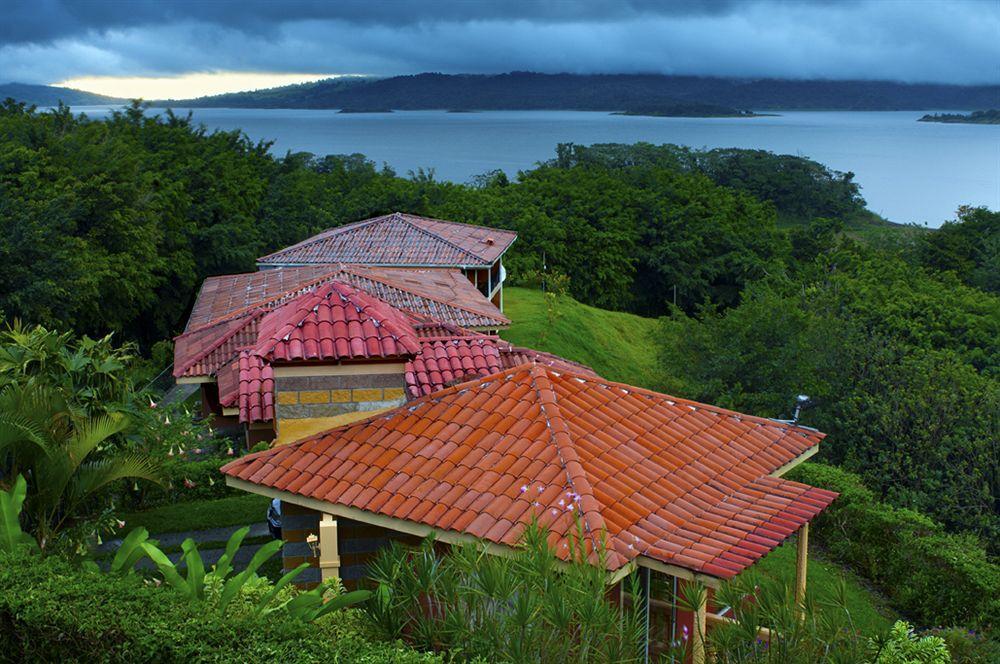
xmin=501 ymin=287 xmax=663 ymax=389
xmin=120 ymin=493 xmax=270 ymax=534
xmin=752 ymin=541 xmax=895 ymax=636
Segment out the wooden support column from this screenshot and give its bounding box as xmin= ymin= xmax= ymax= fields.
xmin=795 ymin=523 xmax=809 ymax=618
xmin=693 ymin=588 xmax=707 ymax=664
xmin=318 ymin=513 xmax=341 ymax=582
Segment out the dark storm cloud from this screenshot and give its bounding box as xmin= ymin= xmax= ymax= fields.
xmin=2 ymin=0 xmax=998 ymax=85
xmin=1 ymin=1 xmax=757 ymax=44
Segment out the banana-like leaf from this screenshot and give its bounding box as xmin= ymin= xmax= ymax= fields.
xmin=309 ymin=589 xmax=372 ymax=620
xmin=0 ymin=475 xmax=37 ymax=553
xmin=109 ymin=527 xmax=150 ymax=575
xmin=218 ymin=539 xmax=284 ymax=613
xmin=181 ymin=538 xmax=206 ymax=601
xmin=284 ymin=590 xmax=324 ymax=620
xmin=212 ymin=526 xmax=250 ymax=581
xmin=141 ymin=541 xmax=191 ymax=596
xmin=251 ymin=563 xmax=310 ymax=617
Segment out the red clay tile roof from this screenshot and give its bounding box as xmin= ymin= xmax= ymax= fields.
xmin=499 ymin=346 xmax=599 ymax=377
xmin=254 ymin=281 xmax=421 ymax=363
xmin=185 ymin=265 xmax=507 ymax=334
xmin=218 ymin=352 xmax=275 ymax=423
xmin=406 ymin=336 xmax=504 ymax=398
xmin=257 ymin=212 xmax=516 ymax=268
xmin=222 ymin=364 xmax=836 ymax=578
xmin=173 ymin=311 xmax=264 ymax=378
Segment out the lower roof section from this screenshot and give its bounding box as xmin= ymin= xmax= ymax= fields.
xmin=222 ymin=364 xmax=837 ymax=579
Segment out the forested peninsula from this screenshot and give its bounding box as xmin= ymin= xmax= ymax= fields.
xmin=919 ymin=109 xmax=1000 ymax=124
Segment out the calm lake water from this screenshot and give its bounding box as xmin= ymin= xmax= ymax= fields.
xmin=74 ymin=107 xmax=999 ymax=227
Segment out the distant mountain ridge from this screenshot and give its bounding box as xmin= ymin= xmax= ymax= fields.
xmin=0 ymin=82 xmax=124 ymax=106
xmin=166 ymin=72 xmax=1000 ymax=111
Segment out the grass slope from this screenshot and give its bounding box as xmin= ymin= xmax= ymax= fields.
xmin=501 ymin=287 xmax=662 ymax=389
xmin=120 ymin=493 xmax=269 ymax=534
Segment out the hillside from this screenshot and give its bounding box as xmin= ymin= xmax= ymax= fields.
xmin=168 ymin=72 xmax=1000 ymax=111
xmin=500 ymin=287 xmax=662 ymax=389
xmin=0 ymin=82 xmax=123 ymax=106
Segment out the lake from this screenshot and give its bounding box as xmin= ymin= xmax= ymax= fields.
xmin=73 ymin=107 xmax=999 ymax=227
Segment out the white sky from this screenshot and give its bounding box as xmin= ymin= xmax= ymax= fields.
xmin=55 ymin=72 xmax=341 ymax=99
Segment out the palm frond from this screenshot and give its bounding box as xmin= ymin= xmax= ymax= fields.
xmin=65 ymin=413 xmax=129 ymax=465
xmin=67 ymin=453 xmax=164 ymax=503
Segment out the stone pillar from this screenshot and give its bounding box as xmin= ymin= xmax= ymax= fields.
xmin=318 ymin=513 xmax=341 ymax=582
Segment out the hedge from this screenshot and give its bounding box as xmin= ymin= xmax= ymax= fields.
xmin=791 ymin=463 xmax=1000 ymax=630
xmin=0 ymin=550 xmax=439 ymax=663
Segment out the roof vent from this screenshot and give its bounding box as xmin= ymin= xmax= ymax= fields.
xmin=483 ymin=237 xmax=495 ymax=245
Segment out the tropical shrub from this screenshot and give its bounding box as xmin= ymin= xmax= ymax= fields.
xmin=0 ymin=386 xmax=161 ymax=552
xmin=0 ymin=321 xmax=136 ymax=416
xmin=0 ymin=475 xmax=37 ymax=554
xmin=0 ymin=548 xmax=437 ymax=663
xmin=791 ymin=463 xmax=1000 ymax=630
xmin=364 ymin=522 xmax=645 ymax=663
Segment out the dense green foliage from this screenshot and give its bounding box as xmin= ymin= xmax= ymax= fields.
xmin=0 ymin=548 xmax=437 ymax=663
xmin=365 ymin=523 xmax=644 ymax=663
xmin=173 ymin=72 xmax=1000 ymax=111
xmin=661 ymin=239 xmax=1000 ymax=549
xmin=1 ymin=102 xmax=804 ymax=342
xmin=919 ymin=206 xmax=999 ymax=294
xmin=791 ymin=463 xmax=1000 ymax=630
xmin=552 ymin=142 xmax=869 ymax=224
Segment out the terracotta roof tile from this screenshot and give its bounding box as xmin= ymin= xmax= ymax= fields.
xmin=183 ymin=265 xmax=509 ymax=362
xmin=223 ymin=364 xmax=836 ymax=578
xmin=216 ymin=351 xmax=275 ymax=423
xmin=254 ymin=281 xmax=420 ymax=362
xmin=257 ymin=212 xmax=516 ymax=268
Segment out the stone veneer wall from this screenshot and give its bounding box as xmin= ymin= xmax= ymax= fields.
xmin=280 ymin=502 xmax=420 ymax=590
xmin=275 ymin=372 xmax=406 ymax=420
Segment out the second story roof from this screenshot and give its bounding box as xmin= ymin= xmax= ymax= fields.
xmin=256 ymin=212 xmax=517 ymax=268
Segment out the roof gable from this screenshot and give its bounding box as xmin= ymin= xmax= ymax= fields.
xmin=256 ymin=212 xmax=517 ymax=267
xmin=222 ymin=364 xmax=836 ymax=577
xmin=254 ymin=281 xmax=421 ymax=362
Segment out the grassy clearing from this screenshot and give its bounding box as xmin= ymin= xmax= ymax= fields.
xmin=751 ymin=541 xmax=896 ymax=636
xmin=120 ymin=493 xmax=270 ymax=534
xmin=501 ymin=287 xmax=663 ymax=389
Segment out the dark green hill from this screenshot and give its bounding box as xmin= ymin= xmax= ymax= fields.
xmin=0 ymin=82 xmax=123 ymax=106
xmin=166 ymin=72 xmax=1000 ymax=111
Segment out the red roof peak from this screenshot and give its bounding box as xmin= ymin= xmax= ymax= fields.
xmin=256 ymin=212 xmax=517 ymax=267
xmin=254 ymin=280 xmax=421 ymax=363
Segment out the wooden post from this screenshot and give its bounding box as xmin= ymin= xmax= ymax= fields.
xmin=318 ymin=514 xmax=341 ymax=582
xmin=795 ymin=523 xmax=809 ymax=618
xmin=693 ymin=587 xmax=708 ymax=664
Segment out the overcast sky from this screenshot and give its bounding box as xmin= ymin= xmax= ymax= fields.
xmin=3 ymin=0 xmax=998 ymax=96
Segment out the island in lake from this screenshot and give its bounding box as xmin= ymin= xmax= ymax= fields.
xmin=338 ymin=107 xmax=393 ymax=114
xmin=918 ymin=109 xmax=999 ymax=124
xmin=613 ymin=103 xmax=768 ymax=118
